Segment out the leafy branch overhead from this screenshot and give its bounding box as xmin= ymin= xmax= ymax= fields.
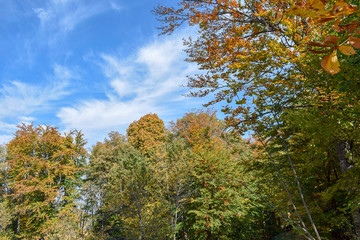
xmin=289 ymin=0 xmax=360 ymax=75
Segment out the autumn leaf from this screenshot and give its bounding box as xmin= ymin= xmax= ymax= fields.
xmin=315 ymin=17 xmax=335 ymax=23
xmin=323 ymin=36 xmax=340 ymax=45
xmin=338 ymin=45 xmax=356 ymax=55
xmin=321 ymin=50 xmax=340 ymax=75
xmin=348 ymin=37 xmax=360 ymax=49
xmin=310 ymin=0 xmax=325 ymax=10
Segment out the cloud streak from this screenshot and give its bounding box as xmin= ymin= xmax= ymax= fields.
xmin=0 ymin=64 xmax=75 ymax=144
xmin=57 ymin=32 xmax=202 ymax=145
xmin=33 ymin=0 xmax=111 ymax=33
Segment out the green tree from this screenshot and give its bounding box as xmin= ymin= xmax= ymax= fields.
xmin=154 ymin=137 xmax=193 ymax=240
xmin=182 ymin=146 xmax=243 ymax=240
xmin=0 ymin=145 xmax=14 ymax=240
xmin=86 ymin=131 xmax=169 ymax=240
xmin=170 ymin=110 xmax=264 ymax=239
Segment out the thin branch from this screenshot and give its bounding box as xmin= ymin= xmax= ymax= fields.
xmin=272 ymin=111 xmax=321 ymax=240
xmin=260 ymin=140 xmax=314 ymax=239
xmin=240 ymin=181 xmax=314 ymax=240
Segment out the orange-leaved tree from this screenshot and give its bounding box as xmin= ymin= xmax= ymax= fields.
xmin=6 ymin=124 xmax=87 ymax=239
xmin=127 ymin=113 xmax=166 ymax=156
xmin=288 ymin=0 xmax=360 ymax=74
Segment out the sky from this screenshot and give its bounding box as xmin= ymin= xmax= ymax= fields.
xmin=0 ymin=0 xmax=218 ymax=148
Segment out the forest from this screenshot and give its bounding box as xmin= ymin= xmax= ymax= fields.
xmin=1 ymin=0 xmax=360 ymax=239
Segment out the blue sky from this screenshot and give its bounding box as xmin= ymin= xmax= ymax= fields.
xmin=0 ymin=0 xmax=217 ymax=147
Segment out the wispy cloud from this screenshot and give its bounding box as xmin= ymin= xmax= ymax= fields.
xmin=57 ymin=32 xmax=203 ymax=145
xmin=109 ymin=0 xmax=122 ymax=12
xmin=0 ymin=81 xmax=67 ymax=119
xmin=33 ymin=0 xmax=110 ymax=33
xmin=0 ymin=64 xmax=75 ymax=144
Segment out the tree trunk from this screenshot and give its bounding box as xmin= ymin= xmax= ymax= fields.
xmin=335 ymin=140 xmax=352 ymax=173
xmin=335 ymin=139 xmax=360 ymax=239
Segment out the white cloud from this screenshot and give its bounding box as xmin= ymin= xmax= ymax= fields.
xmin=19 ymin=116 xmax=36 ymax=122
xmin=0 ymin=81 xmax=66 ymax=119
xmin=59 ymin=99 xmax=158 ymax=131
xmin=57 ymin=31 xmax=204 ymax=146
xmin=109 ymin=0 xmax=122 ymax=12
xmin=0 ymin=134 xmax=13 ymax=145
xmin=136 ymin=38 xmax=185 ymax=78
xmin=110 ymin=79 xmax=133 ymax=97
xmin=33 ymin=8 xmax=51 ymax=26
xmin=33 ymin=0 xmax=119 ymax=35
xmin=0 ymin=64 xmax=76 ymax=144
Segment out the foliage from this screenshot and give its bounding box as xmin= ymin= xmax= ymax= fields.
xmin=288 ymin=0 xmax=360 ymax=74
xmin=127 ymin=113 xmax=166 ymax=156
xmin=154 ymin=0 xmax=360 ymax=239
xmin=182 ymin=146 xmax=243 ymax=239
xmin=0 ymin=199 xmax=14 ymax=240
xmin=86 ymin=131 xmax=170 ymax=239
xmin=169 ymin=110 xmax=273 ymax=239
xmin=5 ymin=124 xmax=87 ymax=239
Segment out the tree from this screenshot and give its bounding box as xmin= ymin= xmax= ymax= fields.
xmin=170 ymin=109 xmax=223 ymax=150
xmin=5 ymin=124 xmax=87 ymax=239
xmin=182 ymin=146 xmax=244 ymax=240
xmin=288 ymin=0 xmax=360 ymax=74
xmin=153 ymin=137 xmax=193 ymax=240
xmin=154 ymin=0 xmax=360 ymax=239
xmin=169 ymin=110 xmax=264 ymax=239
xmin=127 ymin=113 xmax=166 ymax=156
xmin=154 ymin=0 xmax=326 ymax=136
xmin=86 ymin=131 xmax=170 ymax=239
xmin=0 ymin=145 xmax=14 ymax=239
xmin=84 ymin=132 xmax=127 ymax=239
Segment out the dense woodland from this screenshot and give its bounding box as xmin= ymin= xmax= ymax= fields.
xmin=1 ymin=0 xmax=360 ymax=239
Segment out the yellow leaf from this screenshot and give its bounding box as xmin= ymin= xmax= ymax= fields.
xmin=338 ymin=45 xmax=356 ymax=55
xmin=288 ymin=6 xmax=308 ymax=16
xmin=311 ymin=0 xmax=325 ymax=10
xmin=321 ymin=50 xmax=340 ymax=75
xmin=334 ymin=0 xmax=348 ymax=9
xmin=348 ymin=37 xmax=360 ymax=49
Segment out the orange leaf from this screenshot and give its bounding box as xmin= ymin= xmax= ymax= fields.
xmin=338 ymin=45 xmax=356 ymax=55
xmin=321 ymin=50 xmax=340 ymax=75
xmin=316 ymin=17 xmax=335 ymax=23
xmin=348 ymin=37 xmax=360 ymax=49
xmin=332 ymin=18 xmax=342 ymax=32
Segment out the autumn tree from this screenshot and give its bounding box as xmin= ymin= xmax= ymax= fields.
xmin=5 ymin=124 xmax=87 ymax=239
xmin=155 ymin=1 xmax=360 ymax=239
xmin=127 ymin=113 xmax=166 ymax=156
xmin=170 ymin=109 xmax=223 ymax=150
xmin=169 ymin=110 xmax=265 ymax=239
